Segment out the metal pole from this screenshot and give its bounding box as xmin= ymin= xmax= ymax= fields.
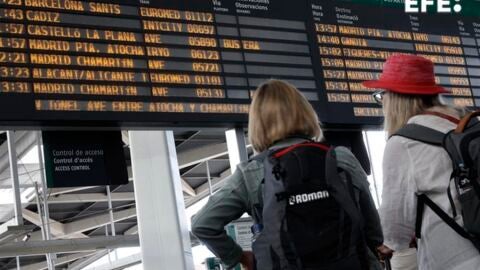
xmin=106 ymin=224 xmax=112 ymax=266
xmin=7 ymin=131 xmax=23 ymax=270
xmin=34 ymin=183 xmax=54 ymax=270
xmin=363 ymin=131 xmax=381 ymax=207
xmin=34 ymin=183 xmax=48 ymax=240
xmin=106 ymin=186 xmax=116 ymax=237
xmin=225 ymin=128 xmax=248 ymax=173
xmin=36 ymin=132 xmax=57 ymax=265
xmin=106 ymin=185 xmax=118 ymax=261
xmin=206 ymin=161 xmax=213 ymax=196
xmin=7 ymin=131 xmax=23 ymax=225
xmin=129 ymin=131 xmax=194 ymax=269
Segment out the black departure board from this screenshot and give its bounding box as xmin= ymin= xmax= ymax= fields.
xmin=0 ymin=0 xmax=479 ymax=127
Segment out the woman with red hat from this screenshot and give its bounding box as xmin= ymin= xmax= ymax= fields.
xmin=363 ymin=54 xmax=480 ymax=270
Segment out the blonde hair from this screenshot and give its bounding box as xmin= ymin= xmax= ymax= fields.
xmin=383 ymin=92 xmax=443 ymax=136
xmin=248 ymin=79 xmax=322 ymax=152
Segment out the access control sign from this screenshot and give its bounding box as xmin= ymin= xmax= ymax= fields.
xmin=42 ymin=131 xmax=128 ymax=187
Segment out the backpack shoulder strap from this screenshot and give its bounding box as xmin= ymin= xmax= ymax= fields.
xmin=416 ymin=194 xmax=472 ymax=240
xmin=325 ymin=148 xmax=359 ymax=217
xmin=393 ymin=124 xmax=445 ymax=146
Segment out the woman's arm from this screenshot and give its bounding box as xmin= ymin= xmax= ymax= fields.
xmin=335 ymin=147 xmax=383 ymax=248
xmin=191 ymin=168 xmax=250 ymax=269
xmin=379 ymin=138 xmax=417 ymax=251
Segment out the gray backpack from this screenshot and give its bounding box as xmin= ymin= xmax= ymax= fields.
xmin=394 ymin=111 xmax=480 ymax=252
xmin=251 ymin=142 xmax=368 ymax=270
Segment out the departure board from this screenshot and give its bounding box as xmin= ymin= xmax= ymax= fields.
xmin=0 ymin=0 xmax=479 ymax=127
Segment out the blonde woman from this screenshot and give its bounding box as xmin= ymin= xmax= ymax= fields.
xmin=363 ymin=54 xmax=480 ymax=270
xmin=192 ymin=79 xmax=383 ymax=270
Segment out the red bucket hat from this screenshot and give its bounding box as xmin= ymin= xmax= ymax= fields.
xmin=362 ymin=54 xmax=449 ymax=95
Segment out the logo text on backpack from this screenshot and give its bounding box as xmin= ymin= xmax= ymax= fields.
xmin=289 ymin=191 xmax=330 ymax=205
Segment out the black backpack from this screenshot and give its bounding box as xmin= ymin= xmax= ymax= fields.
xmin=251 ymin=142 xmax=368 ymax=270
xmin=394 ymin=111 xmax=480 ymax=252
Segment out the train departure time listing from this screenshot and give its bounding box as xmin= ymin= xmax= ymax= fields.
xmin=0 ymin=0 xmax=479 ymax=127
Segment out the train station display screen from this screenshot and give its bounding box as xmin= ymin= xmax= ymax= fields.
xmin=0 ymin=0 xmax=479 ymax=127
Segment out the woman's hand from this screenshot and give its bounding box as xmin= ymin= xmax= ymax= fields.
xmin=239 ymin=251 xmax=255 ymax=270
xmin=377 ymin=244 xmax=394 ymax=260
xmin=409 ymin=237 xmax=417 ymax=249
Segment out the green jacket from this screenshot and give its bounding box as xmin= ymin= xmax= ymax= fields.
xmin=192 ymin=138 xmax=383 ymax=269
